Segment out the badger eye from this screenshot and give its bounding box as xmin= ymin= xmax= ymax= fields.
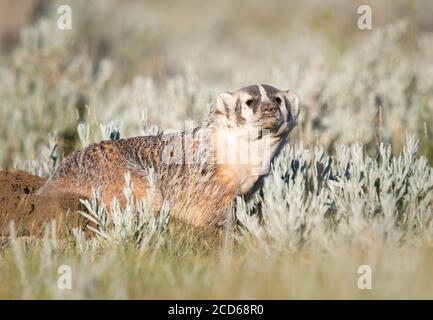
xmin=274 ymin=97 xmax=282 ymax=104
xmin=245 ymin=99 xmax=254 ymax=107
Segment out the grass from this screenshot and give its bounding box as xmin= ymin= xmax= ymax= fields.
xmin=2 ymin=234 xmax=433 ymax=299
xmin=1 ymin=137 xmax=432 ymax=299
xmin=0 ymin=0 xmax=433 ymax=299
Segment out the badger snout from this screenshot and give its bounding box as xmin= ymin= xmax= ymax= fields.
xmin=260 ymin=102 xmax=278 ymax=116
xmin=258 ymin=102 xmax=283 ymax=131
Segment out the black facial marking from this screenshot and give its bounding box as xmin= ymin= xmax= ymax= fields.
xmin=238 ymin=85 xmax=261 ymax=113
xmin=241 ymin=85 xmax=260 ymax=96
xmin=250 ymin=100 xmax=260 ymax=114
xmin=235 ymin=99 xmax=247 ymax=125
xmin=261 ymin=84 xmax=280 ymax=97
xmin=284 ymin=96 xmax=292 ymax=122
xmin=261 ymin=84 xmax=284 ymax=109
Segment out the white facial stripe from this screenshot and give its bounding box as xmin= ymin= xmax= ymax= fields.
xmin=258 ymin=85 xmax=270 ymax=102
xmin=243 ymin=103 xmax=254 ymax=120
xmin=239 ymin=92 xmax=252 ymax=102
xmin=280 ymin=96 xmax=288 ymax=118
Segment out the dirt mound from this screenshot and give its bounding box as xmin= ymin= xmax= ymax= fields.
xmin=0 ymin=169 xmax=86 ymax=237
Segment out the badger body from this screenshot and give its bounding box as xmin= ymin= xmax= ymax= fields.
xmin=38 ymin=85 xmax=300 ymax=227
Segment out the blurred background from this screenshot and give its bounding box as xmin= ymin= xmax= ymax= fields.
xmin=0 ymin=0 xmax=432 ymax=172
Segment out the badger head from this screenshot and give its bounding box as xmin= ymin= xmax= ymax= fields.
xmin=212 ymin=84 xmax=299 ymax=138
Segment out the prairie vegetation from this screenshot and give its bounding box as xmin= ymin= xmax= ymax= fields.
xmin=0 ymin=0 xmax=432 ymax=299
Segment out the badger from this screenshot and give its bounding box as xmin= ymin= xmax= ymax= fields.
xmin=38 ymin=85 xmax=300 ymax=228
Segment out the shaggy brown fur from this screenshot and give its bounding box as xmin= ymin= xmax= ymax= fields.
xmin=37 ymin=85 xmax=300 ymax=227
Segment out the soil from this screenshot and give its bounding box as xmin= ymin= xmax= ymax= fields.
xmin=0 ymin=169 xmax=86 ymax=237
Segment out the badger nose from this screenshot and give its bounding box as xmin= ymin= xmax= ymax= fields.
xmin=261 ymin=102 xmax=277 ymax=114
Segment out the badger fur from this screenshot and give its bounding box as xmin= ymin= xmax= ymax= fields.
xmin=38 ymin=85 xmax=300 ymax=227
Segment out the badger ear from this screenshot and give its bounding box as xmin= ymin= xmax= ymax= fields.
xmin=285 ymin=91 xmax=300 ymax=122
xmin=215 ymin=92 xmax=235 ymax=115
